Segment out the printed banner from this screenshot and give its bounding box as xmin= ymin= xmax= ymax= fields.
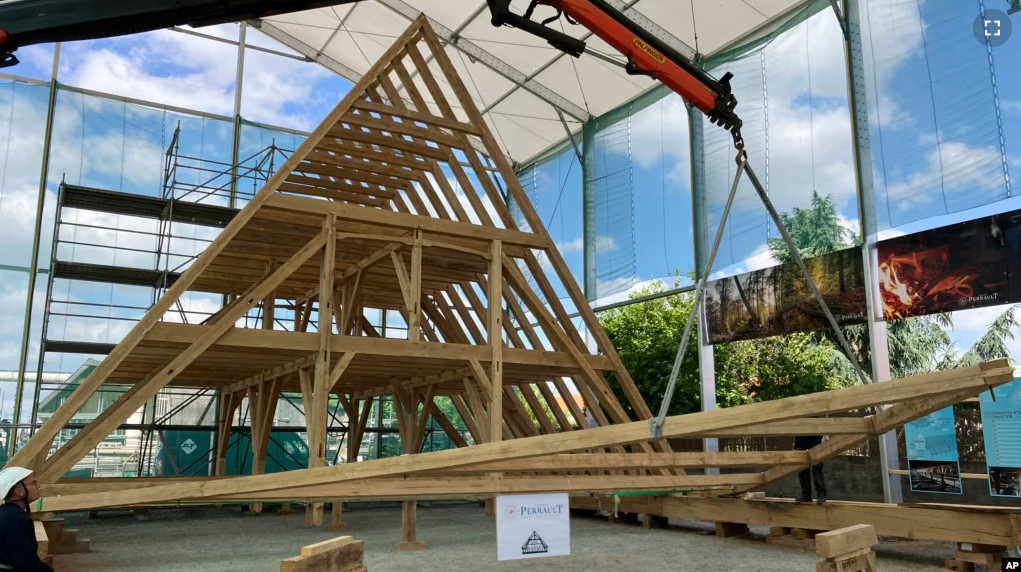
xmin=495 ymin=493 xmax=570 ymax=561
xmin=904 ymin=407 xmax=962 ymax=494
xmin=877 ymin=215 xmax=1010 ymax=319
xmin=705 ymin=246 xmax=866 ymax=343
xmin=980 ymin=378 xmax=1021 ymax=497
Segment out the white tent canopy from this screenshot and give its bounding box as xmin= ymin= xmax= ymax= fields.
xmin=255 ymin=0 xmax=816 ymax=165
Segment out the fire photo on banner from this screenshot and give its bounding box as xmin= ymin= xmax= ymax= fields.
xmin=704 ymin=247 xmax=866 ymax=344
xmin=877 ymin=215 xmax=1009 ymax=319
xmin=980 ymin=378 xmax=1021 ymax=497
xmin=904 ymin=407 xmax=962 ymax=494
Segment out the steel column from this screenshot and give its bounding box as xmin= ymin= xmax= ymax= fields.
xmin=12 ymin=44 xmax=60 ymax=452
xmin=843 ymin=0 xmax=902 ymax=503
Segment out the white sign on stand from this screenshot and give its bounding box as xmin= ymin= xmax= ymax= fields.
xmin=495 ymin=493 xmax=570 ymax=561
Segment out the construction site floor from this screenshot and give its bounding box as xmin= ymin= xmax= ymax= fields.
xmin=58 ymin=502 xmax=955 ymax=571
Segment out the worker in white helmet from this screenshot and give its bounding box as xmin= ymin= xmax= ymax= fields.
xmin=0 ymin=467 xmax=53 ymax=571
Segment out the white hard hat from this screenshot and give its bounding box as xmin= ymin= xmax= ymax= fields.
xmin=0 ymin=467 xmax=33 ymax=499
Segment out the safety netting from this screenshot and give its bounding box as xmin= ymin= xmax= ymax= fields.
xmin=511 ymin=136 xmax=583 ymax=311
xmin=857 ymin=0 xmax=1014 ymax=231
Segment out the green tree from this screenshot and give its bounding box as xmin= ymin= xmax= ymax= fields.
xmin=599 ymin=279 xmax=853 ymax=418
xmin=767 ymin=191 xmax=859 ymax=263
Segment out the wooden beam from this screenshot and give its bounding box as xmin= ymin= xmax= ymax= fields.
xmin=141 ymin=322 xmax=619 ymax=371
xmin=41 ymin=361 xmax=1010 ymax=510
xmin=38 ymin=230 xmax=329 ymax=482
xmin=489 ymin=240 xmax=503 ymax=444
xmin=264 ymin=193 xmax=549 ymax=249
xmin=451 ymin=451 xmax=810 ymax=472
xmin=308 ymin=214 xmax=337 ymax=526
xmin=572 ymin=495 xmax=1021 ymax=547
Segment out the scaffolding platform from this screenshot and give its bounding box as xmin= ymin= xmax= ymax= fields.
xmin=51 ymin=261 xmax=182 ymax=289
xmin=60 ymin=184 xmax=239 ymax=228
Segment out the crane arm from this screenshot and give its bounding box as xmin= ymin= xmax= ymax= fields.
xmin=487 ymin=0 xmax=744 ymax=152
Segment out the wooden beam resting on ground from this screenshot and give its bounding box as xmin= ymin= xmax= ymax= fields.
xmin=34 ymin=361 xmax=1012 ymax=511
xmin=281 ymin=536 xmax=365 ymax=572
xmin=815 ymin=524 xmax=878 ymax=559
xmin=571 ymin=495 xmax=1021 ymax=546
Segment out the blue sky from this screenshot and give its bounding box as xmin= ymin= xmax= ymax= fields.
xmin=1 ymin=3 xmax=1021 ymax=421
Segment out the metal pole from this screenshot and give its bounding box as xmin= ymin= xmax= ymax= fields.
xmin=651 ymin=157 xmax=746 ymax=441
xmin=11 ymin=43 xmax=60 ymax=453
xmin=29 ymin=181 xmax=64 ymax=438
xmin=688 ymin=104 xmax=719 ymax=473
xmin=229 ymin=23 xmax=247 ymax=209
xmin=842 ymin=0 xmax=902 ymax=503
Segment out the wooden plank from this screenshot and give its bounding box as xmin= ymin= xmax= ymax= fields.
xmin=38 ymin=367 xmax=1009 ymax=511
xmin=141 ymin=323 xmax=619 ymax=371
xmin=447 ymin=451 xmax=810 ymax=472
xmin=281 ymin=538 xmax=364 ymax=572
xmin=575 ymin=495 xmax=1021 ymax=546
xmin=815 ymin=525 xmax=878 ymax=559
xmin=301 ymin=536 xmax=353 ymax=556
xmin=264 ymin=194 xmax=549 ymax=249
xmin=489 ymin=239 xmax=503 ymax=444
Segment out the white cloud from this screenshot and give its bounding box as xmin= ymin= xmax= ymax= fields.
xmin=709 ymin=243 xmax=775 ymax=280
xmin=1002 ymin=100 xmax=1021 ymax=116
xmin=885 ymin=141 xmax=1003 ymax=210
xmin=556 ymin=237 xmax=583 ymax=254
xmin=953 ymin=305 xmax=1013 ymax=332
xmin=57 ymin=26 xmax=336 ymax=132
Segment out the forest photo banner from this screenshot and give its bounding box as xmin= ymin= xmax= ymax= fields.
xmin=705 ymin=207 xmax=1021 ymax=345
xmin=705 ymin=246 xmax=867 ymax=344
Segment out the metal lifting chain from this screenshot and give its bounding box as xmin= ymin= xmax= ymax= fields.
xmin=649 ymin=141 xmax=871 ymax=442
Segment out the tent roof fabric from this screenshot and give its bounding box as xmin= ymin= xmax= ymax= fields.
xmin=256 ymin=0 xmax=814 ymax=165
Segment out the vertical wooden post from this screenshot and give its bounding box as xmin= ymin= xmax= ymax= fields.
xmin=487 ymin=239 xmax=503 ymax=518
xmin=214 ymin=391 xmax=238 ymax=477
xmin=396 ymin=384 xmax=428 ymax=551
xmin=409 ymin=229 xmax=423 ymax=341
xmin=488 ymin=239 xmax=503 ymax=442
xmin=308 ymin=214 xmax=336 ymax=526
xmin=248 ymin=382 xmax=265 ymax=514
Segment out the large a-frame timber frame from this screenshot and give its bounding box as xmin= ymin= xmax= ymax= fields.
xmin=17 ymin=17 xmax=1016 ymax=544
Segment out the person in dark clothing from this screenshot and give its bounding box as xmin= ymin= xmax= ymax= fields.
xmin=793 ymin=435 xmax=827 ymax=503
xmin=0 ymin=466 xmax=53 ymax=572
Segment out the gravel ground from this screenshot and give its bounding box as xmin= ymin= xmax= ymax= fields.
xmin=56 ymin=502 xmax=956 ymax=572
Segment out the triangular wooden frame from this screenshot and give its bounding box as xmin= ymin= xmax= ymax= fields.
xmin=21 ymin=19 xmax=1014 ymax=535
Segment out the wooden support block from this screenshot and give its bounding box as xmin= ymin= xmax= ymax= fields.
xmin=715 ymin=521 xmax=749 ymax=538
xmin=397 ymin=500 xmax=427 ymax=551
xmin=484 ymin=498 xmax=495 ymax=517
xmin=944 ymin=559 xmax=975 ymax=572
xmin=766 ymin=535 xmax=816 ymax=552
xmin=280 ymin=537 xmax=364 ymax=572
xmin=955 ymin=551 xmax=1002 ymax=566
xmin=277 ymin=502 xmax=295 ymax=515
xmin=302 ymin=536 xmax=353 ymax=557
xmin=330 ymin=502 xmax=348 ymax=532
xmin=642 ymin=514 xmax=670 ymax=529
xmin=770 ymin=526 xmax=792 ymax=537
xmin=957 ymin=543 xmax=1005 ymax=554
xmin=815 ymin=551 xmax=875 ymax=572
xmin=815 ymin=524 xmax=878 ymax=559
xmin=793 ymin=528 xmax=824 ymax=540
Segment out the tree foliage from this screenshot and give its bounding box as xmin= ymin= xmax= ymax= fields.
xmin=600 ymin=279 xmax=854 ymax=418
